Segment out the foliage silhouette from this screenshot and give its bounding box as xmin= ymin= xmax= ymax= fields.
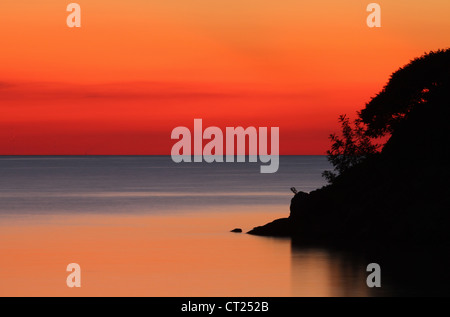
xmin=322 ymin=114 xmax=380 ymax=183
xmin=249 ymin=49 xmax=450 ymax=247
xmin=360 ymin=49 xmax=450 ymax=138
xmin=323 ymin=49 xmax=450 ymax=183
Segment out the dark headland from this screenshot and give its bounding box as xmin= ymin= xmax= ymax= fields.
xmin=248 ymin=49 xmax=450 ymax=248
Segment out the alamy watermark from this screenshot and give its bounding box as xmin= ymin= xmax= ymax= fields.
xmin=65 ymin=3 xmax=381 ymax=28
xmin=171 ymin=119 xmax=280 ymax=173
xmin=66 ymin=263 xmax=81 ymax=288
xmin=366 ymin=263 xmax=381 ymax=288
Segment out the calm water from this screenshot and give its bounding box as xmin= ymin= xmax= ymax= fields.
xmin=0 ymin=156 xmax=446 ymax=296
xmin=0 ymin=156 xmax=329 ymax=215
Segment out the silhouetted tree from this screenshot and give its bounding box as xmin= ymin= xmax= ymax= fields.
xmin=322 ymin=114 xmax=380 ymax=183
xmin=360 ymin=49 xmax=450 ymax=138
xmin=323 ymin=49 xmax=450 ymax=183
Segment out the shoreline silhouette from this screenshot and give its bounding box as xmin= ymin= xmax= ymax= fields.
xmin=248 ymin=49 xmax=450 ymax=248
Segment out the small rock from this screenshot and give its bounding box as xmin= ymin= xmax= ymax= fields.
xmin=230 ymin=228 xmax=242 ymax=233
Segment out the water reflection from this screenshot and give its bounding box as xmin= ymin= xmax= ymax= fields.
xmin=290 ymin=240 xmax=450 ymax=296
xmin=291 ymin=244 xmax=376 ymax=296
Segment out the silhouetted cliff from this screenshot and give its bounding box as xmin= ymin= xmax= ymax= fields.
xmin=248 ymin=49 xmax=450 ymax=247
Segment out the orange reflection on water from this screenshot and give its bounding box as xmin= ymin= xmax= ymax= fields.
xmin=0 ymin=210 xmax=291 ymax=296
xmin=0 ymin=209 xmax=373 ymax=296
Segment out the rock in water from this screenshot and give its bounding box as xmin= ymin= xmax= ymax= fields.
xmin=230 ymin=228 xmax=242 ymax=233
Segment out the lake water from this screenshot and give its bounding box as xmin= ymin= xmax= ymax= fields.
xmin=0 ymin=156 xmax=445 ymax=296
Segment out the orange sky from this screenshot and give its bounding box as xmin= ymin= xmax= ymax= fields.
xmin=0 ymin=0 xmax=449 ymax=154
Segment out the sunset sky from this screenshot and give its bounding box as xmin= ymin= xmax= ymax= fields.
xmin=0 ymin=0 xmax=449 ymax=154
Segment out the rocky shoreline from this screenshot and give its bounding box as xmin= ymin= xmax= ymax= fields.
xmin=247 ymin=50 xmax=450 ymax=247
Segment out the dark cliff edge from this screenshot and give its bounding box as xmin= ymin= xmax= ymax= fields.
xmin=248 ymin=49 xmax=450 ymax=248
